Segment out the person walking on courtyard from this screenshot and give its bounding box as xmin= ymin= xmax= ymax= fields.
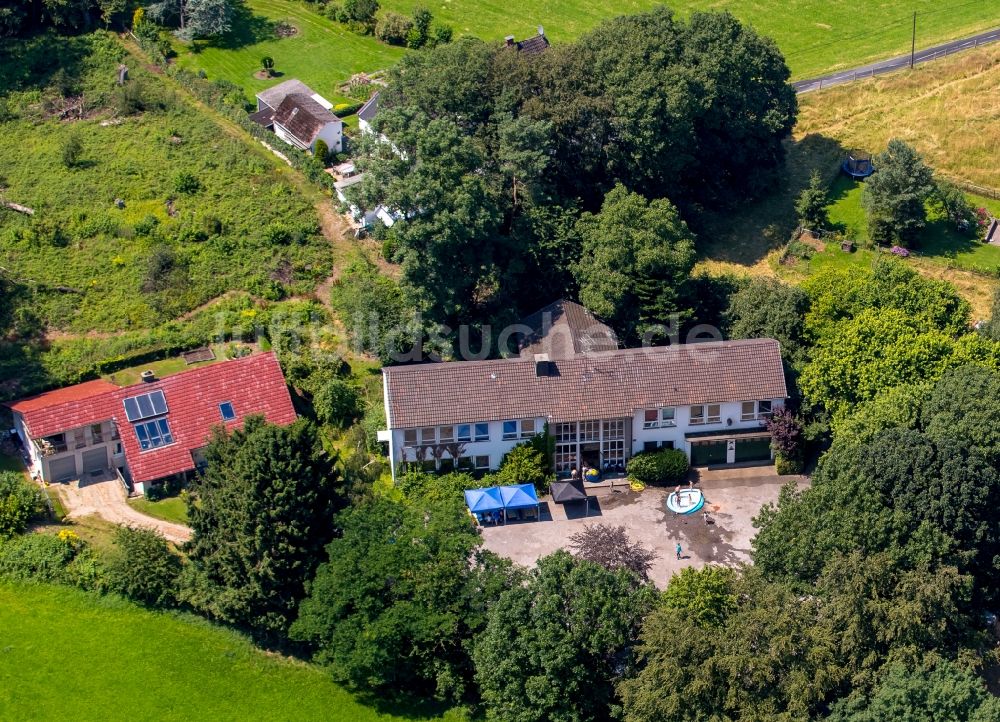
xmin=675 ymin=542 xmax=682 ymax=560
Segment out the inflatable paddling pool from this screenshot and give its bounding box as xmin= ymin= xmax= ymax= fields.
xmin=666 ymin=488 xmax=705 ymax=515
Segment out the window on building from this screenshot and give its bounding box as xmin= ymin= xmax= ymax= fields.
xmin=706 ymin=404 xmax=721 ymax=424
xmin=602 ymin=439 xmax=625 ymax=469
xmin=603 ymin=420 xmax=624 ymax=440
xmin=758 ymin=400 xmax=773 ymax=417
xmin=643 ymin=409 xmax=659 ymax=429
xmin=521 ymin=419 xmax=536 ymax=437
xmin=643 ymin=441 xmax=659 ymax=452
xmin=403 ymin=429 xmax=418 ymax=446
xmin=439 ymin=425 xmax=455 ymax=443
xmin=114 ymin=443 xmax=123 ymax=455
xmin=554 ymin=423 xmax=577 ymax=443
xmin=91 ymin=423 xmax=105 ymax=444
xmin=661 ymin=407 xmax=676 ymax=426
xmin=134 ymin=418 xmax=174 ymax=450
xmin=420 ymin=427 xmax=436 ymax=445
xmin=579 ymin=420 xmax=599 ymax=442
xmin=662 ymin=440 xmax=675 ymax=450
xmin=73 ymin=428 xmax=87 ymax=449
xmin=555 ymin=444 xmax=576 ymax=473
xmin=502 ymin=420 xmax=518 ymax=440
xmin=43 ymin=434 xmax=67 ymax=454
xmin=457 ymin=456 xmax=474 ymax=470
xmin=219 ymin=401 xmax=236 ymax=421
xmin=690 ymin=405 xmax=705 ymax=425
xmin=691 ymin=404 xmax=721 ymax=425
xmin=741 ymin=401 xmax=757 ymax=422
xmin=457 ymin=425 xmax=472 ymax=442
xmin=439 ymin=457 xmax=456 ymax=472
xmin=474 ymin=455 xmax=490 ymax=470
xmin=474 ymin=423 xmax=489 ymax=441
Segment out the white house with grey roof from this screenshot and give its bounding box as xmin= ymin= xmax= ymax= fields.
xmin=250 ymin=78 xmax=343 ymax=153
xmin=379 ymin=336 xmax=787 ymax=480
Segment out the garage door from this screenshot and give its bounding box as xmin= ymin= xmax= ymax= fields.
xmin=82 ymin=447 xmax=108 ymax=474
xmin=735 ymin=437 xmax=772 ymax=463
xmin=48 ymin=456 xmax=77 ymax=482
xmin=690 ymin=440 xmax=727 ymax=466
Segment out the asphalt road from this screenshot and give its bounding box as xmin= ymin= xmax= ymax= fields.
xmin=794 ymin=25 xmax=1000 ymax=93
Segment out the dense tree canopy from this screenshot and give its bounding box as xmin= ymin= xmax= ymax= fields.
xmin=182 ymin=417 xmax=340 ymax=634
xmin=473 ymin=550 xmax=655 ymax=722
xmin=574 ymin=185 xmax=696 ymax=343
xmin=291 ymin=495 xmax=511 ymax=702
xmin=724 ymin=277 xmax=810 ymax=363
xmin=355 ymin=8 xmax=796 ymax=338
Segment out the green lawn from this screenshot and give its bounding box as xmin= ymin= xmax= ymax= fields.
xmin=128 ymin=495 xmax=190 ymax=525
xmin=826 ymin=175 xmax=1000 ymax=273
xmin=172 ymin=0 xmax=405 ymax=102
xmin=0 ymin=583 xmax=462 ymax=721
xmin=172 ymin=0 xmax=1000 ymax=99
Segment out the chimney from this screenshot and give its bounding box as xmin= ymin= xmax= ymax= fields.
xmin=140 ymin=370 xmax=156 ymax=383
xmin=505 ymin=35 xmax=515 ymax=47
xmin=534 ymin=354 xmax=553 ymax=377
xmin=537 ymin=25 xmax=544 ymax=36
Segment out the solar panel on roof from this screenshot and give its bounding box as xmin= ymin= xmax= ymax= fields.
xmin=123 ymin=397 xmax=140 ymax=422
xmin=122 ymin=390 xmax=169 ymax=422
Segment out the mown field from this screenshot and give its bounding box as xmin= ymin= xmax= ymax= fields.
xmin=0 ymin=33 xmax=331 ymax=335
xmin=0 ymin=582 xmax=461 ymax=722
xmin=797 ymin=43 xmax=1000 ymax=190
xmin=171 ymin=0 xmax=1000 ymax=100
xmin=697 ymin=41 xmax=1000 ymax=319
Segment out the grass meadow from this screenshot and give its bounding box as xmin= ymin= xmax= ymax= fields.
xmin=171 ymin=0 xmax=1000 ymax=100
xmin=0 ymin=583 xmax=463 ymax=721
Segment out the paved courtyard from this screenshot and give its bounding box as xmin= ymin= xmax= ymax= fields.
xmin=481 ymin=466 xmax=808 ymax=588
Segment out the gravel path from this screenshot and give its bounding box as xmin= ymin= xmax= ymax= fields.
xmin=56 ymin=475 xmax=192 ymax=544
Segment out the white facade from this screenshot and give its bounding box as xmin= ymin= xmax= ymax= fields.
xmin=13 ymin=414 xmax=126 ymax=484
xmin=383 ymin=398 xmax=785 ymax=480
xmin=274 ymin=119 xmax=343 ymax=154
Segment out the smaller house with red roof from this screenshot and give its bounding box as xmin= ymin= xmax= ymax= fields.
xmin=6 ymin=352 xmax=297 ymax=496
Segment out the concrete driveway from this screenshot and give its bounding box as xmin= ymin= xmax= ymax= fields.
xmin=481 ymin=466 xmax=807 ymax=588
xmin=53 ymin=473 xmax=191 ymax=544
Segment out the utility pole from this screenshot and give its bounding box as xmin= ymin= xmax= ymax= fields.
xmin=910 ymin=12 xmax=917 ymax=69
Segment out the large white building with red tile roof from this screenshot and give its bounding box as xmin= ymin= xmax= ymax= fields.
xmin=6 ymin=352 xmax=297 ymax=495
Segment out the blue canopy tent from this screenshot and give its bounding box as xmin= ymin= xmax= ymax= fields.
xmin=464 ymin=487 xmax=504 ymax=524
xmin=499 ymin=483 xmax=540 ymax=522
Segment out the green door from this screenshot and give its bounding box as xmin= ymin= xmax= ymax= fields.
xmin=690 ymin=440 xmax=727 ymax=466
xmin=735 ymin=437 xmax=772 ymax=462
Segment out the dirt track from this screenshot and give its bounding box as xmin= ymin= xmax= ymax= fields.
xmin=55 ymin=476 xmax=191 ymax=544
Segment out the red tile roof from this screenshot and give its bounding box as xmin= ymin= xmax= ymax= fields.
xmin=8 ymin=352 xmax=297 ymax=484
xmin=384 ymin=339 xmax=787 ymax=429
xmin=8 ymin=379 xmax=120 ymax=415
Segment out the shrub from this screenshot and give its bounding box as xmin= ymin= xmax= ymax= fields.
xmin=0 ymin=471 xmax=45 ymax=538
xmin=260 ymin=56 xmax=274 ymax=76
xmin=342 ymin=0 xmax=379 ymax=27
xmin=312 ymin=378 xmax=361 ymax=427
xmin=626 ymin=448 xmax=689 ymax=485
xmin=765 ymin=407 xmax=803 ymax=464
xmin=430 ymin=23 xmax=453 ymax=47
xmin=133 ymin=213 xmax=160 ymax=236
xmin=774 ymin=453 xmax=803 ymax=475
xmin=61 ymin=132 xmax=84 ymax=168
xmin=105 ymin=526 xmax=182 ymax=607
xmin=173 ymin=171 xmax=201 ymax=194
xmin=375 ymin=11 xmax=412 ymax=45
xmin=313 ymin=138 xmax=329 ymax=166
xmin=495 ymin=442 xmax=551 ymax=494
xmin=0 ymin=532 xmax=101 ymax=589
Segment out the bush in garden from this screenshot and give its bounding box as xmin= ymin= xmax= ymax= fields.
xmin=766 ymin=407 xmax=803 ymax=473
xmin=0 ymin=471 xmax=45 ymax=538
xmin=313 ymin=139 xmax=329 ymax=166
xmin=312 ymin=378 xmax=361 ymax=427
xmin=626 ymin=448 xmax=689 ymax=485
xmin=105 ymin=526 xmax=182 ymax=607
xmin=375 ymin=11 xmax=412 ymax=45
xmin=495 ymin=442 xmax=551 ymax=493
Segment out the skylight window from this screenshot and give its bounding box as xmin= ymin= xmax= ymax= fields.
xmin=123 ymin=390 xmax=168 ymax=422
xmin=134 ymin=418 xmax=174 ymax=450
xmin=219 ymin=402 xmax=236 ymax=421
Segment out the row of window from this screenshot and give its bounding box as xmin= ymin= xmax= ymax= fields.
xmin=415 ymin=455 xmax=492 ymax=472
xmin=402 ymin=402 xmax=775 ymax=446
xmin=403 ymin=420 xmax=520 ymax=447
xmin=645 ymin=401 xmax=773 ymax=428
